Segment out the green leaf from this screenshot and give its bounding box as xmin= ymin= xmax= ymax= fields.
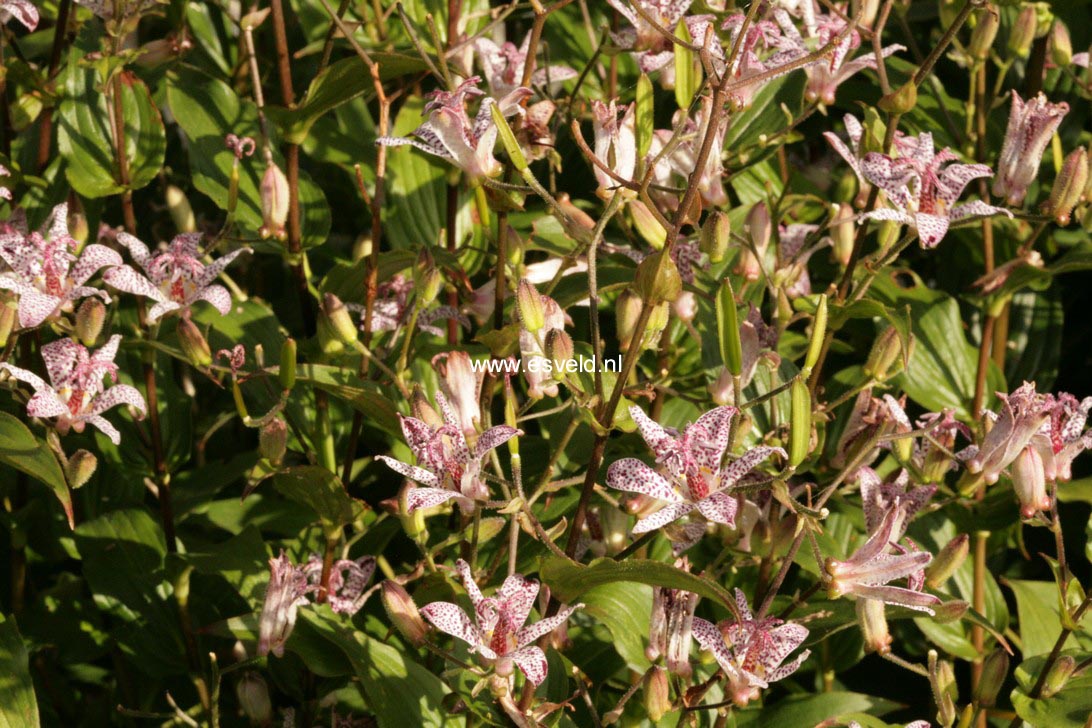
xmin=734 ymin=691 xmax=896 ymax=728
xmin=723 ymin=73 xmax=805 ymax=153
xmin=540 ymin=556 xmax=739 ymax=613
xmin=272 ymin=466 xmax=363 ymax=533
xmin=1005 ymin=290 xmax=1062 ymax=391
xmin=1005 ymin=579 xmax=1080 ymax=658
xmin=295 ymin=363 xmax=402 ymax=436
xmin=1011 ymin=650 xmax=1092 ymax=728
xmin=298 ymin=609 xmax=455 ymax=727
xmin=57 ymin=62 xmax=165 ymax=198
xmin=0 ymin=412 xmax=72 ymax=528
xmin=580 ymin=583 xmax=653 ymax=672
xmin=0 ymin=613 xmax=40 ymax=728
xmin=382 ymin=98 xmax=446 ymax=250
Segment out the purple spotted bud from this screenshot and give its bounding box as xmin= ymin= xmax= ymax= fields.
xmin=1012 ymin=445 xmax=1051 ymax=519
xmin=177 ymin=317 xmax=212 ymax=368
xmin=382 ymin=581 xmax=428 ymax=647
xmin=1047 ymin=148 xmax=1088 ymax=226
xmin=925 ymin=534 xmax=969 ymax=589
xmin=857 ymin=598 xmax=891 ymax=654
xmin=259 ymin=162 xmax=289 ymax=240
xmin=75 ymin=298 xmax=107 ymax=346
xmin=973 ymin=650 xmax=1009 ymax=707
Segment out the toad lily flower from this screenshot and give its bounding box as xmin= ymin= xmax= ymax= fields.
xmin=992 ymin=91 xmax=1069 ymax=206
xmin=606 ymin=0 xmax=696 ymax=76
xmin=302 ymin=554 xmax=376 ymax=616
xmin=607 ymin=406 xmax=785 ymax=535
xmin=859 ymin=134 xmax=1013 ymax=248
xmin=0 ymin=335 xmax=147 ymax=445
xmin=963 ymin=382 xmax=1052 ymax=485
xmin=433 ymin=351 xmax=483 ymax=437
xmin=376 ymin=77 xmax=528 ymax=179
xmin=1035 ymin=392 xmax=1092 ymax=482
xmin=1 ymin=0 xmax=38 ymax=30
xmin=591 ymin=100 xmax=637 ymax=199
xmin=805 ymin=14 xmax=904 ymax=105
xmin=104 ymin=232 xmax=250 ymax=322
xmin=858 ymin=468 xmax=936 ymax=542
xmin=258 ymin=552 xmax=311 ymax=657
xmin=377 ymin=391 xmax=521 ymax=513
xmin=691 ymin=590 xmax=811 ymax=707
xmin=720 ymin=10 xmax=815 ymax=109
xmin=824 ymin=505 xmax=941 ymax=613
xmin=0 ymin=203 xmax=122 ymax=329
xmin=475 ymin=33 xmax=576 ymax=99
xmin=647 ymin=560 xmax=699 ymax=677
xmin=419 ymin=560 xmax=582 ymax=686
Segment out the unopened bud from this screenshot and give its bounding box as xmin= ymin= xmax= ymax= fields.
xmin=929 ymin=651 xmax=958 ymax=728
xmin=166 ymin=184 xmax=196 ymax=233
xmin=545 ymin=329 xmax=574 ymax=379
xmin=235 ymin=672 xmax=273 ymax=725
xmin=279 ymin=338 xmax=296 ymax=390
xmin=709 ymin=367 xmax=734 ymax=406
xmin=1041 ymin=654 xmax=1076 ymax=698
xmin=642 ymin=303 xmax=670 ymax=351
xmin=1047 ymin=148 xmax=1088 ymax=226
xmin=411 ymin=387 xmax=443 ymax=428
xmin=857 ymin=598 xmax=891 ymax=654
xmin=616 ymin=290 xmax=642 ymax=353
xmin=932 ymin=600 xmax=969 ymax=623
xmin=643 ymin=666 xmax=670 ymax=722
xmin=1013 ymin=445 xmax=1050 ymax=518
xmin=75 ymin=298 xmax=106 ymax=346
xmin=803 ymin=295 xmax=828 ymax=376
xmin=516 ymin=279 xmax=546 ymax=331
xmin=974 ymin=650 xmax=1009 ymax=707
xmin=700 ymin=211 xmax=731 ymax=263
xmin=635 ymin=251 xmax=682 ymax=304
xmin=414 ymin=249 xmax=444 ymax=307
xmin=399 ymin=484 xmax=427 ymax=537
xmin=926 ymin=534 xmax=969 ymax=589
xmin=863 ymin=326 xmax=903 ymax=381
xmin=746 ymin=202 xmax=771 ymax=253
xmin=382 ymin=580 xmax=428 ymax=647
xmin=716 ymin=278 xmax=743 ymax=376
xmin=969 ymin=8 xmax=1000 ymax=61
xmin=322 ymin=293 xmax=358 ymax=345
xmin=177 ymin=317 xmax=212 ymax=368
xmin=1050 ymin=21 xmax=1072 ymax=66
xmin=0 ymin=296 xmax=15 ymax=348
xmin=831 ymin=204 xmax=855 ymax=266
xmin=1009 ymin=6 xmax=1037 ymax=58
xmin=259 ymin=163 xmax=289 ymax=240
xmin=789 ymin=378 xmax=812 ymax=468
xmin=878 ymin=81 xmax=918 ymax=115
xmin=67 ymin=209 xmax=89 ymax=247
xmin=259 ymin=417 xmax=287 ymax=466
xmin=629 ymin=200 xmax=667 ymax=249
xmin=65 ymin=449 xmax=98 ymax=489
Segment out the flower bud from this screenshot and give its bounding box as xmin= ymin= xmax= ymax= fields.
xmin=177 ymin=317 xmax=212 ymax=368
xmin=969 ymin=8 xmax=1000 ymax=62
xmin=411 ymin=387 xmax=443 ymax=428
xmin=630 ymin=200 xmax=668 ymax=249
xmin=322 ymin=293 xmax=358 ymax=346
xmin=516 ymin=279 xmax=546 ymax=332
xmin=709 ymin=367 xmax=734 ymax=406
xmin=672 ymin=290 xmax=697 ymax=323
xmin=259 ymin=162 xmax=289 ymax=240
xmin=789 ymin=378 xmax=812 ymax=468
xmin=1013 ymin=445 xmax=1050 ymax=518
xmin=75 ymin=298 xmax=106 ymax=346
xmin=926 ymin=534 xmax=969 ymax=589
xmin=932 ymin=600 xmax=969 ymax=623
xmin=1009 ymin=6 xmax=1037 ymax=58
xmin=545 ymin=329 xmax=574 ymax=380
xmin=1050 ymin=21 xmax=1073 ymax=66
xmin=716 ymin=278 xmax=743 ymax=376
xmin=831 ymin=204 xmax=855 ymax=266
xmin=413 ymin=249 xmax=444 ymax=307
xmin=399 ymin=484 xmax=427 ymax=537
xmin=279 ymin=338 xmax=296 ymax=391
xmin=65 ymin=449 xmax=98 ymax=489
xmin=643 ymin=666 xmax=671 ymax=722
xmin=235 ymin=672 xmax=273 ymax=726
xmin=853 ymin=0 xmax=880 ymax=29
xmin=1047 ymin=148 xmax=1088 ymax=226
xmin=863 ymin=326 xmax=903 ymax=381
xmin=1041 ymin=654 xmax=1076 ymax=698
xmin=259 ymin=417 xmax=288 ymax=466
xmin=974 ymin=650 xmax=1009 ymax=707
xmin=635 ymin=251 xmax=682 ymax=305
xmin=381 ymin=581 xmax=428 ymax=647
xmin=857 ymin=598 xmax=891 ymax=654
xmin=929 ymin=651 xmax=958 ymax=728
xmin=166 ymin=184 xmax=196 ymax=234
xmin=616 ymin=290 xmax=642 ymax=353
xmin=700 ymin=211 xmax=731 ymax=263
xmin=803 ymin=295 xmax=828 ymax=376
xmin=746 ymin=202 xmax=771 ymax=252
xmin=0 ymin=296 xmax=15 ymax=348
xmin=878 ymin=81 xmax=918 ymax=115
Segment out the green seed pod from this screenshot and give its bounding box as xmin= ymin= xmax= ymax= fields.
xmin=863 ymin=326 xmax=903 ymax=381
xmin=616 ymin=290 xmax=642 ymax=353
xmin=1042 ymin=655 xmax=1076 ymax=698
xmin=279 ymin=338 xmax=297 ymax=390
xmin=878 ymin=81 xmax=918 ymax=115
xmin=789 ymin=378 xmax=812 ymax=468
xmin=635 ymin=251 xmax=682 ymax=305
xmin=925 ymin=534 xmax=970 ymax=589
xmin=643 ymin=666 xmax=670 ymax=722
xmin=235 ymin=672 xmax=273 ymax=726
xmin=635 ymin=74 xmax=654 ymax=159
xmin=516 ymin=279 xmax=546 ymax=332
xmin=700 ymin=211 xmax=731 ymax=263
xmin=802 ymin=295 xmax=828 ymax=376
xmin=490 ymin=102 xmax=528 ymax=172
xmin=857 ymin=598 xmax=891 ymax=654
xmin=932 ymin=600 xmax=969 ymax=624
xmin=716 ymin=278 xmax=743 ymax=377
xmin=973 ymin=650 xmax=1009 ymax=708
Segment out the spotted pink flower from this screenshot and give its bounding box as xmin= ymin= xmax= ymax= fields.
xmin=963 ymin=382 xmax=1052 ymax=485
xmin=258 ymin=552 xmax=311 ymax=658
xmin=857 ymin=467 xmax=936 ymax=542
xmin=376 ymin=77 xmax=529 ymax=179
xmin=1 ymin=0 xmax=39 ymax=30
xmin=805 ymin=14 xmax=904 ymax=106
xmin=719 ymin=9 xmax=816 ymax=109
xmin=474 ymin=33 xmax=576 ymax=99
xmin=607 ymin=406 xmax=785 ymax=537
xmin=992 ymin=91 xmax=1069 ymax=206
xmin=433 ymin=351 xmax=484 ymax=437
xmin=0 ymin=335 xmax=147 ymax=445
xmin=0 ymin=203 xmax=122 ymax=329
xmin=0 ymin=164 xmax=11 ymax=201
xmin=591 ymin=100 xmax=637 ymax=199
xmin=301 ymin=554 xmax=376 ymax=616
xmin=606 ymin=0 xmax=697 ymax=75
xmin=378 ymin=391 xmax=521 ymax=513
xmin=1034 ymin=392 xmax=1092 ymax=482
xmin=419 ymin=560 xmax=581 ymax=686
xmin=859 ymin=134 xmax=1013 ymax=248
xmin=647 ymin=559 xmax=699 ymax=677
xmin=103 ymin=232 xmax=249 ymax=323
xmin=691 ymin=590 xmax=811 ymax=707
xmin=825 ymin=506 xmax=941 ymax=614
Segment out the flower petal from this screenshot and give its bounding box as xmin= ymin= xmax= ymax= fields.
xmin=606 ymin=458 xmax=682 ymax=502
xmin=633 ymin=502 xmax=696 ymax=533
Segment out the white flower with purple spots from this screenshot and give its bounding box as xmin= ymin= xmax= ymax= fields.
xmin=1 ymin=0 xmax=38 ymax=30
xmin=607 ymin=406 xmax=785 ymax=537
xmin=103 ymin=232 xmax=250 ymax=323
xmin=0 ymin=335 xmax=146 ymax=445
xmin=378 ymin=391 xmax=521 ymax=513
xmin=419 ymin=560 xmax=581 ymax=686
xmin=0 ymin=203 xmax=122 ymax=329
xmin=992 ymin=91 xmax=1069 ymax=206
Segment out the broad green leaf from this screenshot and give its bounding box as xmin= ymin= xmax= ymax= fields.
xmin=0 ymin=613 xmax=40 ymax=728
xmin=723 ymin=73 xmax=806 ymax=153
xmin=1005 ymin=291 xmax=1062 ymax=390
xmin=540 ymin=556 xmax=739 ymax=613
xmin=0 ymin=412 xmax=72 ymax=528
xmin=1011 ymin=650 xmax=1092 ymax=728
xmin=1005 ymin=579 xmax=1080 ymax=658
xmin=734 ymin=691 xmax=896 ymax=728
xmin=57 ymin=60 xmax=165 ymax=198
xmin=295 ymin=363 xmax=402 ymax=435
xmin=382 ymin=98 xmax=446 ymax=250
xmin=181 ymin=525 xmax=269 ymax=604
xmin=272 ymin=466 xmax=362 ymax=533
xmin=580 ymin=583 xmax=653 ymax=672
xmin=298 ymin=609 xmax=456 ymax=727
